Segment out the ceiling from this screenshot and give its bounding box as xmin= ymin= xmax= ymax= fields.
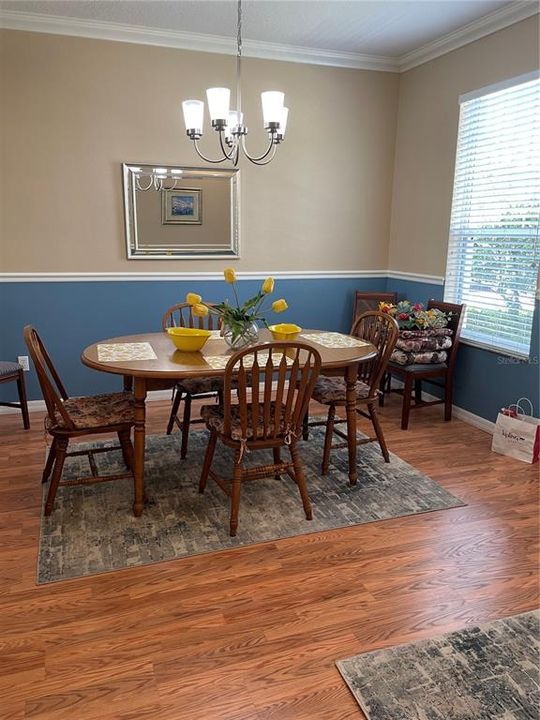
xmin=1 ymin=0 xmax=537 ymax=70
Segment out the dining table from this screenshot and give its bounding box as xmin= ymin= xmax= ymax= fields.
xmin=81 ymin=329 xmax=377 ymax=516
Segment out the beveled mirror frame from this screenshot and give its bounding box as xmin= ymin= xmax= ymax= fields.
xmin=123 ymin=163 xmax=240 ymax=259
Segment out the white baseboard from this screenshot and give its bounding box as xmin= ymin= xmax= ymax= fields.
xmin=0 ymin=386 xmax=495 ymax=434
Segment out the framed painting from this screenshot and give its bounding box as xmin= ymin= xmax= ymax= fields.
xmin=162 ymin=188 xmax=202 ymax=225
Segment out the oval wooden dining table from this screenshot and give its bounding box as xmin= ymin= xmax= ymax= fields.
xmin=82 ymin=329 xmax=377 ymax=516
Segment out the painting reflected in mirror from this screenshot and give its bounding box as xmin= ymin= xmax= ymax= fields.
xmin=123 ymin=164 xmax=240 ymax=258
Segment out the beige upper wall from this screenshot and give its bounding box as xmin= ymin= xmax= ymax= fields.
xmin=0 ymin=30 xmax=399 ymax=273
xmin=388 ymin=15 xmax=540 ymax=277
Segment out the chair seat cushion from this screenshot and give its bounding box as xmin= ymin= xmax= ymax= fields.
xmin=0 ymin=361 xmax=21 ymax=377
xmin=312 ymin=377 xmax=371 ymax=406
xmin=178 ymin=377 xmax=224 ymax=396
xmin=48 ymin=392 xmax=135 ymax=430
xmin=388 ymin=361 xmax=447 ymax=374
xmin=201 ymin=402 xmax=287 ymax=440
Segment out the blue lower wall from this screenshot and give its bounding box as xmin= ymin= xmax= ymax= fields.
xmin=387 ymin=278 xmax=540 ymax=421
xmin=1 ymin=276 xmax=537 ymax=423
xmin=0 ymin=277 xmax=384 ymax=403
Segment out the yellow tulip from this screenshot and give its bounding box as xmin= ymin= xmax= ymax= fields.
xmin=223 ymin=268 xmax=236 ymax=284
xmin=186 ymin=292 xmax=202 ymax=306
xmin=272 ymin=299 xmax=288 ymax=313
xmin=192 ymin=303 xmax=209 ymax=317
xmin=261 ymin=276 xmax=275 ymax=295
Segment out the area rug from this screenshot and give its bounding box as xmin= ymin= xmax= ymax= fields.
xmin=37 ymin=423 xmax=464 ymax=583
xmin=337 ymin=610 xmax=540 ymax=720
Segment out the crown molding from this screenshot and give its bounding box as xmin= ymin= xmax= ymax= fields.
xmin=0 ymin=10 xmax=398 ymax=72
xmin=399 ymin=1 xmax=540 ymax=72
xmin=0 ymin=3 xmax=536 ymax=73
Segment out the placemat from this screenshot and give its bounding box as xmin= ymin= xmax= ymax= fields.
xmin=301 ymin=332 xmax=370 ymax=349
xmin=204 ymin=352 xmax=294 ymax=370
xmin=97 ymin=342 xmax=157 ymax=362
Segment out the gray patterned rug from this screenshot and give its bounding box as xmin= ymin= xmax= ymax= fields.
xmin=38 ymin=423 xmax=463 ymax=583
xmin=337 ymin=610 xmax=540 ymax=720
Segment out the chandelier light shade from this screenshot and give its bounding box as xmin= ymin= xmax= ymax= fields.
xmin=182 ymin=100 xmax=204 ymax=137
xmin=181 ymin=0 xmax=288 ymax=166
xmin=261 ymin=91 xmax=284 ymax=128
xmin=206 ymin=87 xmax=231 ymax=124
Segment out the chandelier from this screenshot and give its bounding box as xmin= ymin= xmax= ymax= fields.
xmin=181 ymin=0 xmax=288 ymax=166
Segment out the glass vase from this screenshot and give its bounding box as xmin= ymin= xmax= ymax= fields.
xmin=222 ymin=320 xmax=259 ymax=350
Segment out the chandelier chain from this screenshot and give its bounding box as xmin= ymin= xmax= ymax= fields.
xmin=236 ymin=0 xmax=242 ymax=116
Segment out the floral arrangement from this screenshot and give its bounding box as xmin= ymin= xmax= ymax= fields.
xmin=186 ymin=267 xmax=288 ymax=347
xmin=379 ymin=300 xmax=450 ymax=330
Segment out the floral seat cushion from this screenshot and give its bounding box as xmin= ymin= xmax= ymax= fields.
xmin=178 ymin=376 xmax=224 ymax=396
xmin=391 ymin=350 xmax=448 ymax=366
xmin=48 ymin=392 xmax=135 ymax=430
xmin=312 ymin=377 xmax=371 ymax=406
xmin=201 ymin=402 xmax=287 ymax=440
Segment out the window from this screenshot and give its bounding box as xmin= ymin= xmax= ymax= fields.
xmin=444 ymin=72 xmax=540 ymax=358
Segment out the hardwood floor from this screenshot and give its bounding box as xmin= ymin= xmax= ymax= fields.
xmin=0 ymin=396 xmax=538 ymax=719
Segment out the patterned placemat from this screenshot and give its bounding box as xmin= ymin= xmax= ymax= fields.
xmin=301 ymin=332 xmax=371 ymax=349
xmin=97 ymin=342 xmax=157 ymax=362
xmin=204 ymin=352 xmax=294 ymax=370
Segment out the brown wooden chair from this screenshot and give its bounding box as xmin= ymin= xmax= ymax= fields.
xmin=0 ymin=361 xmax=30 ymax=429
xmin=23 ymin=326 xmax=135 ymax=516
xmin=198 ymin=342 xmax=322 ymax=536
xmin=309 ymin=311 xmax=399 ymax=474
xmin=380 ymin=299 xmax=465 ymax=430
xmin=353 ymin=291 xmax=397 ymax=324
xmin=162 ymin=302 xmax=223 ymax=459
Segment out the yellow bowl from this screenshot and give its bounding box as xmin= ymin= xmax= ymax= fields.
xmin=166 ymin=327 xmax=212 ymax=352
xmin=268 ymin=323 xmax=302 ymax=341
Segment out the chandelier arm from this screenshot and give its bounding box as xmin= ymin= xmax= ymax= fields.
xmin=244 ymin=142 xmax=278 ymax=166
xmin=161 ymin=178 xmax=179 ymax=191
xmin=240 ymin=134 xmax=276 ymax=163
xmin=218 ymin=130 xmax=238 ymax=161
xmin=192 ymin=138 xmax=230 ymax=164
xmin=135 ymin=174 xmax=154 ymax=191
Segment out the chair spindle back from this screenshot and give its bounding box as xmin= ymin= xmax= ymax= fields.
xmin=23 ymin=325 xmax=74 ymax=429
xmin=161 ymin=302 xmax=221 ymax=331
xmin=222 ymin=342 xmax=321 ymax=442
xmin=351 ymin=311 xmax=399 ymax=395
xmin=353 ymin=291 xmax=397 ymax=323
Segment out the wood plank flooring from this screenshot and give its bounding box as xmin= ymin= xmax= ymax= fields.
xmin=0 ymin=397 xmax=538 ymax=719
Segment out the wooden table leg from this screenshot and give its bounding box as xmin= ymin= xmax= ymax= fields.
xmin=345 ymin=363 xmax=358 ymax=486
xmin=133 ymin=376 xmax=147 ymax=517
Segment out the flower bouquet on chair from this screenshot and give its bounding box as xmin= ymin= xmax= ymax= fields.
xmin=186 ymin=268 xmax=289 ymax=350
xmin=379 ymin=300 xmax=453 ymax=365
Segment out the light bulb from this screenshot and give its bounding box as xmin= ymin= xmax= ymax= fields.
xmin=261 ymin=91 xmax=284 ymax=128
xmin=182 ymin=100 xmax=204 ymax=135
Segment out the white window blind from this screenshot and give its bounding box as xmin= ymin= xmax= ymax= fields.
xmin=444 ymin=72 xmax=540 ymax=358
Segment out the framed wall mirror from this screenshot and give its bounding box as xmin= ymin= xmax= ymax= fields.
xmin=123 ymin=163 xmax=240 ymax=259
